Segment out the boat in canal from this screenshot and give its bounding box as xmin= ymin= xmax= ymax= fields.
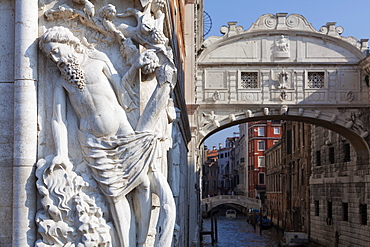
xmin=225 ymin=209 xmax=237 ymax=218
xmin=279 ymin=231 xmax=311 ymax=247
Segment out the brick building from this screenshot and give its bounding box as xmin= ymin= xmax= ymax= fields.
xmin=266 ymin=121 xmax=312 ymax=232
xmin=202 ymin=146 xmax=219 ymax=198
xmin=247 ymin=121 xmax=282 ymax=202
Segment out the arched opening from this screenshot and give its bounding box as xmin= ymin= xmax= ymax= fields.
xmin=199 ymin=117 xmax=370 ymax=245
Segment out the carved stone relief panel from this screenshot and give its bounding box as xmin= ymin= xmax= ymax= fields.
xmin=304 ymin=92 xmax=327 ymax=102
xmin=339 ymin=70 xmax=359 ymax=90
xmin=37 ymin=0 xmax=178 ymax=246
xmin=274 ymin=35 xmax=290 ymax=58
xmin=205 ymin=70 xmax=227 ymax=89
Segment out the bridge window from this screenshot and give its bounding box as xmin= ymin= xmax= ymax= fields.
xmin=307 ymin=72 xmax=325 ymax=88
xmin=241 ymin=72 xmax=258 ymax=88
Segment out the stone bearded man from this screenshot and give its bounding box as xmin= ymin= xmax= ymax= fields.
xmin=39 ymin=26 xmax=176 ymax=247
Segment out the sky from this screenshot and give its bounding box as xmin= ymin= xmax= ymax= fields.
xmin=202 ymin=0 xmax=370 ymax=149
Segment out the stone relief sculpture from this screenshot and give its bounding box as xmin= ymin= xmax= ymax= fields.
xmin=202 ymin=111 xmax=220 ymax=128
xmin=37 ymin=1 xmax=177 ymax=246
xmin=278 ymin=70 xmax=289 ymax=89
xmin=274 ymin=35 xmax=290 ymax=58
xmin=345 ymin=112 xmax=369 ymax=137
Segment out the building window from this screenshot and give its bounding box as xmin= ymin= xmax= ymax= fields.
xmin=315 ymin=201 xmax=320 ymax=216
xmin=240 ymin=157 xmax=245 ymax=163
xmin=342 ymin=203 xmax=348 ymax=221
xmin=360 ymin=204 xmax=367 ymax=225
xmin=329 ymin=147 xmax=335 ymax=164
xmin=287 ymin=130 xmax=292 ymax=154
xmin=258 ymin=156 xmax=265 ymax=167
xmin=274 ymin=127 xmax=280 ymax=134
xmin=258 ymin=173 xmax=265 ymax=185
xmin=258 ymin=127 xmax=265 ymax=136
xmin=327 ymin=201 xmax=333 ymax=225
xmin=241 ymin=72 xmax=258 ymax=88
xmin=308 ymin=72 xmax=325 ymax=88
xmin=258 ymin=141 xmax=265 ymax=151
xmin=344 ymin=143 xmax=351 ymax=162
xmin=316 ymin=150 xmax=321 ymax=166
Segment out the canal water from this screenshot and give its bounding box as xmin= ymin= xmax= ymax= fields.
xmin=201 ymin=216 xmax=283 ymax=247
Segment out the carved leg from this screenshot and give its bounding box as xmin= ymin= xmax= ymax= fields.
xmin=132 ymin=175 xmax=152 ymax=247
xmin=109 ymin=195 xmax=135 ymax=247
xmin=149 ymin=170 xmax=176 ymax=246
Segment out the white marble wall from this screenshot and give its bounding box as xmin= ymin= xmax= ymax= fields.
xmin=0 ymin=0 xmax=15 ymax=246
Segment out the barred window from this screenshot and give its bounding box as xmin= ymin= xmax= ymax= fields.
xmin=241 ymin=72 xmax=258 ymax=88
xmin=308 ymin=72 xmax=325 ymax=88
xmin=315 ymin=200 xmax=320 ymax=216
xmin=316 ymin=150 xmax=321 ymax=166
xmin=342 ymin=203 xmax=348 ymax=221
xmin=344 ymin=143 xmax=351 ymax=162
xmin=360 ymin=204 xmax=367 ymax=225
xmin=329 ymin=147 xmax=335 ymax=164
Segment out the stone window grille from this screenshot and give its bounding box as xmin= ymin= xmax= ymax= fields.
xmin=241 ymin=72 xmax=258 ymax=88
xmin=342 ymin=203 xmax=348 ymax=221
xmin=308 ymin=72 xmax=325 ymax=88
xmin=360 ymin=204 xmax=367 ymax=225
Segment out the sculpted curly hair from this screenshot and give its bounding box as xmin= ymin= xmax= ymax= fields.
xmin=39 ymin=26 xmax=83 ymax=55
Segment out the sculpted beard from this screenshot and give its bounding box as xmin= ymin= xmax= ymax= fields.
xmin=57 ymin=55 xmax=86 ymax=90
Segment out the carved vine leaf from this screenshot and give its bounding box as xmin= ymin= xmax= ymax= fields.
xmin=35 ymin=157 xmax=113 ymax=247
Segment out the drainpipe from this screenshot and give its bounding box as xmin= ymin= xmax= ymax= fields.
xmin=13 ymin=0 xmax=38 ymax=246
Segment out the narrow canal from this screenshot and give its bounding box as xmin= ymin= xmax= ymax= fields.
xmin=201 ymin=216 xmax=283 ymax=247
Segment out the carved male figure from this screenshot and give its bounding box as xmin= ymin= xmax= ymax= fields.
xmin=39 ymin=26 xmax=175 ymax=247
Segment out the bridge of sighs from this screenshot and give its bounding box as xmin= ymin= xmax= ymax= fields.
xmin=193 ymin=13 xmax=370 ymax=163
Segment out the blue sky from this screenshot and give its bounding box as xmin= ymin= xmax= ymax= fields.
xmin=204 ymin=0 xmax=370 ymax=39
xmin=202 ymin=0 xmax=370 ymax=148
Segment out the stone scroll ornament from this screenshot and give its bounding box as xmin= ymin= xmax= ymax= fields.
xmin=37 ymin=0 xmax=177 ymax=246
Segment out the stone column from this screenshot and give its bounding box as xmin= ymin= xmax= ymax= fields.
xmin=13 ymin=0 xmax=38 ymax=246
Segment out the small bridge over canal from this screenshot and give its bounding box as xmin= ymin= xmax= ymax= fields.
xmin=201 ymin=195 xmax=262 ymax=213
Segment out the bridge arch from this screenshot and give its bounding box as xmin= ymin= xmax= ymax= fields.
xmin=202 ymin=195 xmax=262 ymax=214
xmin=199 ymin=112 xmax=370 ymax=164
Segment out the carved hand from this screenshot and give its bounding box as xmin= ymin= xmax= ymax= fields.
xmin=50 ymin=155 xmax=73 ymax=172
